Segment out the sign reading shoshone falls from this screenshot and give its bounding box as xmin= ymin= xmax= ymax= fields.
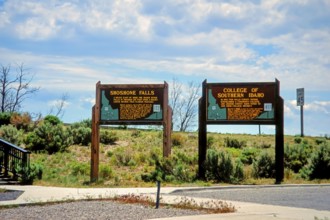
xmin=91 ymin=82 xmax=171 ymax=182
xmin=206 ymin=82 xmax=276 ymax=122
xmin=100 ymin=86 xmax=164 ymax=122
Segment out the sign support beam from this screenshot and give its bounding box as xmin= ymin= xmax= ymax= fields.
xmin=198 ymin=80 xmax=207 ymax=179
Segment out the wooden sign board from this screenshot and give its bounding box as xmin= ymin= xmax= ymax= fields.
xmin=199 ymin=79 xmax=284 ymax=183
xmin=91 ymin=82 xmax=171 ymax=182
xmin=100 ymin=85 xmax=165 ymax=124
xmin=206 ymin=82 xmax=276 ymax=124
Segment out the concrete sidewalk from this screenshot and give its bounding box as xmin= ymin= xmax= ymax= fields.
xmin=1 ymin=185 xmax=330 ymax=220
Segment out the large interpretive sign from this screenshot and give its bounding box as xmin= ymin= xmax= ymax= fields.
xmin=100 ymin=86 xmax=164 ymax=122
xmin=199 ymin=79 xmax=284 ymax=183
xmin=207 ymin=82 xmax=276 ymax=123
xmin=91 ymin=81 xmax=172 ymax=182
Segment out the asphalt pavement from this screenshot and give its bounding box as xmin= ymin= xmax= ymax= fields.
xmin=171 ymin=184 xmax=330 ymax=211
xmin=1 ymin=184 xmax=330 ymax=220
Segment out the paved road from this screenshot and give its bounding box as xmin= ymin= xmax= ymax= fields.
xmin=172 ymin=185 xmax=330 ymax=211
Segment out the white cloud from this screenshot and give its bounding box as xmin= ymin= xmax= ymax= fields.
xmin=305 ymin=101 xmax=330 ymax=114
xmin=81 ymin=97 xmax=95 ymax=106
xmin=0 ymin=11 xmax=10 ymax=28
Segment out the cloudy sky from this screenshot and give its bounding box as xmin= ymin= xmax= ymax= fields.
xmin=0 ymin=0 xmax=329 ymax=136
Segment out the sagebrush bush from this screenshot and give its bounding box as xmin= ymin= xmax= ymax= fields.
xmin=315 ymin=138 xmax=326 ymax=145
xmin=0 ymin=124 xmax=23 ymax=145
xmin=43 ymin=115 xmax=62 ymax=125
xmin=284 ymin=144 xmax=310 ymax=173
xmin=207 ymin=135 xmax=216 ymax=148
xmin=232 ymin=159 xmax=244 ymax=183
xmin=141 ymin=156 xmax=195 ymax=183
xmin=294 ymin=137 xmax=302 ymax=144
xmin=24 ymin=123 xmax=72 ymax=154
xmin=0 ymin=112 xmax=11 ymax=126
xmin=71 ymin=162 xmax=89 ymax=176
xmin=100 ymin=130 xmax=118 ymax=145
xmin=240 ymin=147 xmax=259 ymax=165
xmin=171 ymin=133 xmax=187 ymax=147
xmin=99 ymin=164 xmax=114 ymax=179
xmin=252 ymin=152 xmax=275 ymax=178
xmin=204 ymin=149 xmax=233 ymax=183
xmin=112 ymin=147 xmax=134 ymax=166
xmin=301 ymin=143 xmax=330 ymax=180
xmin=224 ymin=137 xmax=246 ymax=149
xmin=15 ymin=162 xmax=43 ymax=185
xmin=70 ymin=126 xmax=91 ymax=146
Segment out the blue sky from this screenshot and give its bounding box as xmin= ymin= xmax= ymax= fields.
xmin=0 ymin=0 xmax=329 ymax=136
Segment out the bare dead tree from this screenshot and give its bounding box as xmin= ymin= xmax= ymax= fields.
xmin=48 ymin=93 xmax=69 ymax=118
xmin=170 ymin=79 xmax=201 ymax=132
xmin=0 ymin=63 xmax=39 ymax=113
xmin=170 ymin=78 xmax=182 ymax=130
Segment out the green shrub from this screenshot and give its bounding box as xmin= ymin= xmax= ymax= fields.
xmin=106 ymin=150 xmax=113 ymax=157
xmin=224 ymin=137 xmax=246 ymax=149
xmin=100 ymin=130 xmax=118 ymax=145
xmin=0 ymin=124 xmax=22 ymax=145
xmin=148 ymin=147 xmax=161 ymax=166
xmin=294 ymin=137 xmax=302 ymax=144
xmin=252 ymin=152 xmax=275 ymax=178
xmin=99 ymin=164 xmax=113 ymax=179
xmin=24 ymin=123 xmax=72 ymax=154
xmin=259 ymin=142 xmax=272 ymax=149
xmin=315 ymin=138 xmax=326 ymax=145
xmin=204 ymin=149 xmax=233 ymax=183
xmin=301 ymin=144 xmax=330 ymax=180
xmin=44 ymin=115 xmax=62 ymax=125
xmin=15 ymin=162 xmax=43 ymax=185
xmin=240 ymin=147 xmax=259 ymax=165
xmin=284 ymin=144 xmax=310 ymax=173
xmin=71 ymin=162 xmax=89 ymax=176
xmin=113 ymin=148 xmax=134 ymax=166
xmin=0 ymin=112 xmax=12 ymax=126
xmin=232 ymin=159 xmax=244 ymax=183
xmin=141 ymin=156 xmax=195 ymax=183
xmin=207 ymin=135 xmax=216 ymax=148
xmin=70 ymin=126 xmax=91 ymax=146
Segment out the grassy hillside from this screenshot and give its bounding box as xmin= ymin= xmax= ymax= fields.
xmin=29 ymin=128 xmax=330 ymax=187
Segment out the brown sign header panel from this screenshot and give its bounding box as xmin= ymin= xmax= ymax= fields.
xmin=206 ymin=82 xmax=277 ymax=123
xmin=99 ymin=84 xmax=165 ymax=123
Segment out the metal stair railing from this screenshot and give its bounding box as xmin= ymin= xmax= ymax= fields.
xmin=0 ymin=138 xmax=30 ymax=178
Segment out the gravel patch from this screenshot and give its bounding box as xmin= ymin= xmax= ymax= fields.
xmin=0 ymin=200 xmax=204 ymax=220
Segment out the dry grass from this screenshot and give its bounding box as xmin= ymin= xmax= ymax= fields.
xmin=112 ymin=194 xmax=236 ymax=214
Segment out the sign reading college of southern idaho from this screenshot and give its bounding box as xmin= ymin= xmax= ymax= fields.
xmin=206 ymin=82 xmax=276 ymax=123
xmin=100 ymin=86 xmax=164 ymax=122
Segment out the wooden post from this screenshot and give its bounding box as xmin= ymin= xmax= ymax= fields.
xmin=91 ymin=82 xmax=101 ymax=182
xmin=275 ymin=79 xmax=284 ymax=184
xmin=163 ymin=82 xmax=171 ymax=157
xmin=198 ymin=80 xmax=207 ymax=179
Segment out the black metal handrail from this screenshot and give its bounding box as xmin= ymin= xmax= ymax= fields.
xmin=0 ymin=138 xmax=30 ymax=177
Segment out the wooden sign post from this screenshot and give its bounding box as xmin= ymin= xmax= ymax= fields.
xmin=198 ymin=79 xmax=284 ymax=183
xmin=91 ymin=81 xmax=172 ymax=182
